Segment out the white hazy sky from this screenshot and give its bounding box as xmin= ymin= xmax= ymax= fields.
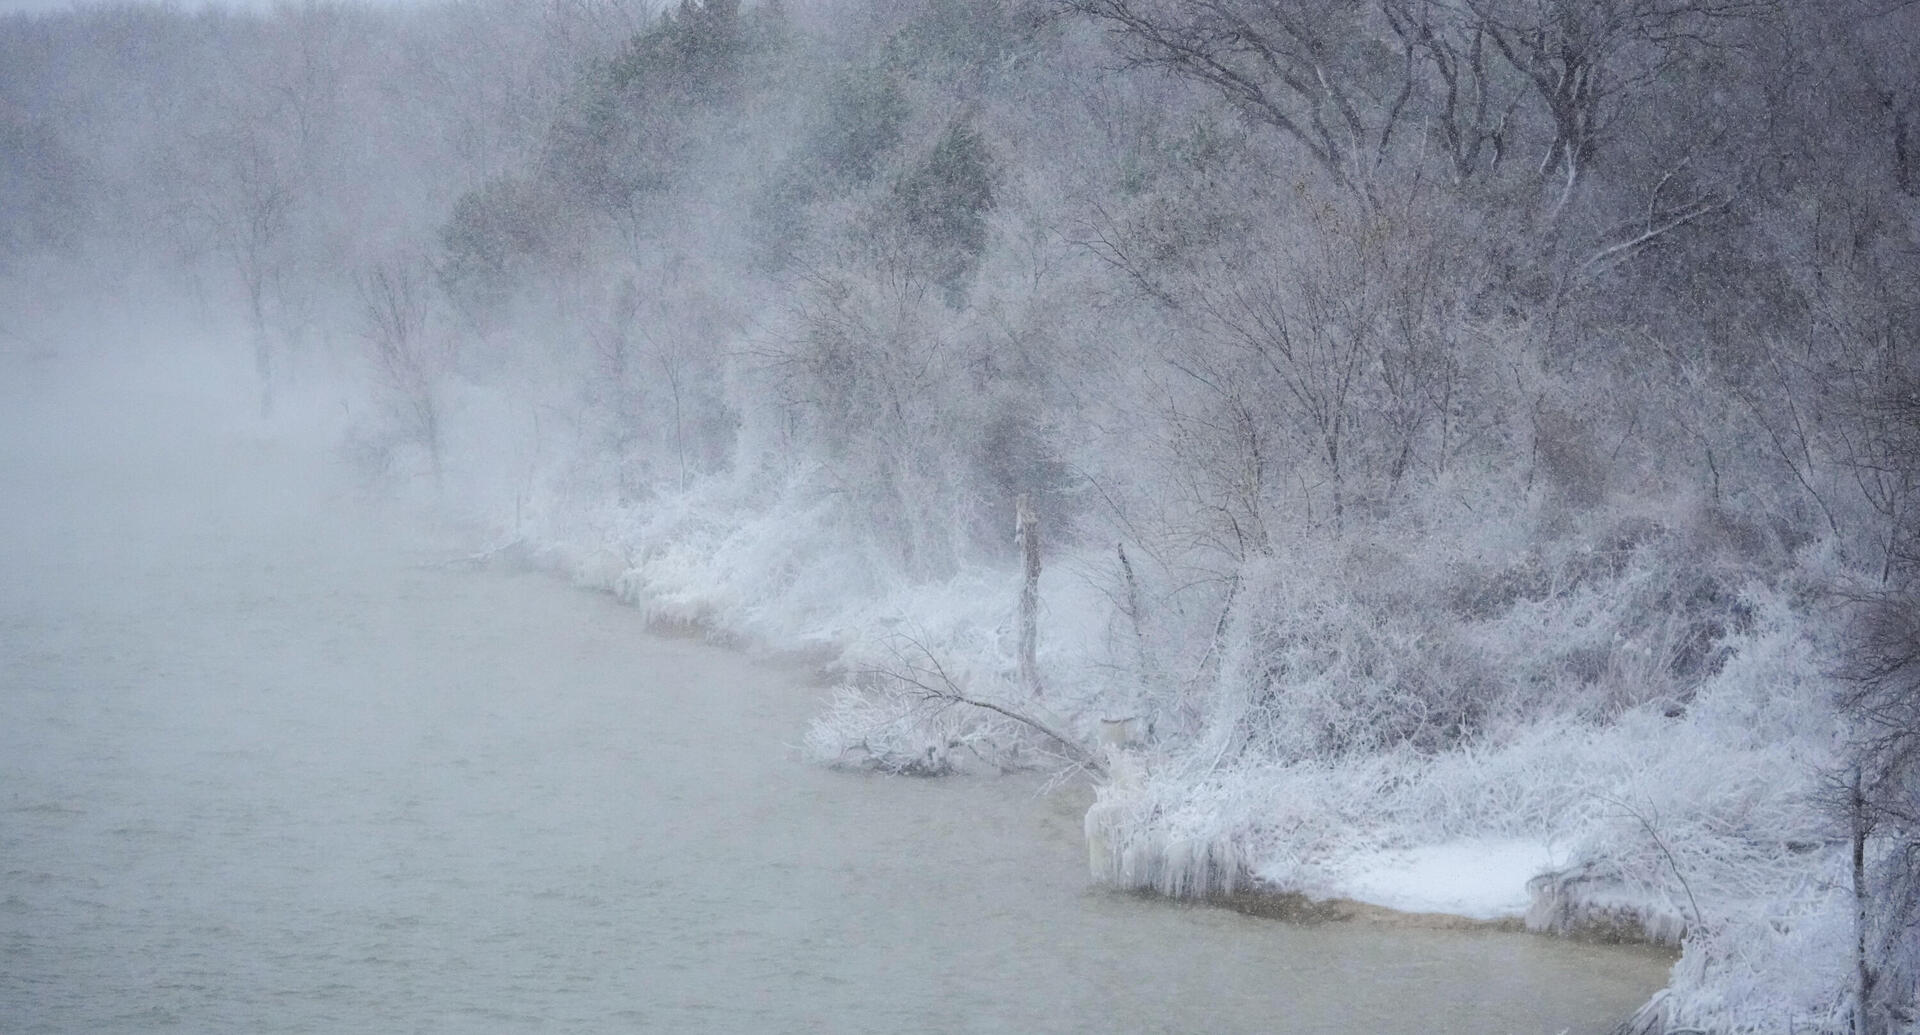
xmin=0 ymin=0 xmax=422 ymax=12
xmin=4 ymin=0 xmax=196 ymax=9
xmin=2 ymin=0 xmax=260 ymax=10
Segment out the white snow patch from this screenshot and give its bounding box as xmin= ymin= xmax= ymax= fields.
xmin=1298 ymin=839 xmax=1564 ymax=921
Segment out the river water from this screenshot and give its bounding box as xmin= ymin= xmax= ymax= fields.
xmin=1 ymin=355 xmax=1670 ymax=1033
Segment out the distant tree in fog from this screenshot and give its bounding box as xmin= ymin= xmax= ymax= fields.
xmin=891 ymin=118 xmax=998 ymax=307
xmin=0 ymin=109 xmax=91 ymax=271
xmin=161 ymin=115 xmax=294 ymax=416
xmin=540 ymin=0 xmax=780 ymax=223
xmin=437 ymin=176 xmax=575 ymax=320
xmin=356 ymin=255 xmax=455 ymax=482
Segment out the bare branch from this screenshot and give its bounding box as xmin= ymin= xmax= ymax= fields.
xmin=878 ymin=635 xmax=1108 ymax=777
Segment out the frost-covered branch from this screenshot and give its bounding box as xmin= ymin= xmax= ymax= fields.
xmin=874 ymin=635 xmax=1107 ymax=778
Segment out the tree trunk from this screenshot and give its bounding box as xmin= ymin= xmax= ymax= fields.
xmin=1118 ymin=541 xmax=1156 ymax=721
xmin=1016 ymin=494 xmax=1041 ymax=698
xmin=1854 ymin=767 xmax=1879 ymax=1035
xmin=249 ymin=282 xmax=274 ymax=418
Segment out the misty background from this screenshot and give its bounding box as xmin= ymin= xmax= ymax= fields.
xmin=4 ymin=1 xmax=1919 ymax=1031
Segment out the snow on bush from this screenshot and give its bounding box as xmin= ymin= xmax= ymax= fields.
xmin=1084 ymin=569 xmax=1876 ymax=1031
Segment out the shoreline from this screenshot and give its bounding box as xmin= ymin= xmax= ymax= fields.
xmin=450 ymin=527 xmax=1685 ymax=1030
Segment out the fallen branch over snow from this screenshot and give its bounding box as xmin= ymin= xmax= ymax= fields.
xmin=875 ymin=635 xmax=1107 ymax=779
xmin=433 ymin=535 xmax=533 ymax=570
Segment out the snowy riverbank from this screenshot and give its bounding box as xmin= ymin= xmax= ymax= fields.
xmin=391 ymin=417 xmax=1867 ymax=1034
xmin=64 ymin=333 xmax=1849 ymax=1031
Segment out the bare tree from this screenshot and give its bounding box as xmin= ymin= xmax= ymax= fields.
xmin=356 ymin=257 xmax=455 ymax=482
xmin=1061 ymin=0 xmax=1440 ymax=198
xmin=1062 ymin=0 xmax=1766 ymax=216
xmin=1462 ymin=0 xmax=1768 ymax=218
xmin=164 ymin=118 xmax=294 ymax=416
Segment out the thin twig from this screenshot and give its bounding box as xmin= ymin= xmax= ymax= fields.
xmin=1605 ymin=794 xmax=1702 ymax=931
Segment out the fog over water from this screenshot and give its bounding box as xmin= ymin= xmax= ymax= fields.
xmin=0 ymin=353 xmax=1673 ymax=1032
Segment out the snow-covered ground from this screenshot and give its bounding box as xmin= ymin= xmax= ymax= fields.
xmin=1309 ymin=839 xmax=1565 ymax=921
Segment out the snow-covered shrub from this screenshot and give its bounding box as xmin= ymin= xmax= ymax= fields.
xmin=1200 ymin=550 xmax=1496 ymax=762
xmin=1662 ymin=882 xmax=1856 ymax=1034
xmin=1082 ymin=565 xmax=1875 ymax=1029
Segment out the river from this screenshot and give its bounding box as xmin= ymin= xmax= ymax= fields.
xmin=1 ymin=353 xmax=1670 ymax=1033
